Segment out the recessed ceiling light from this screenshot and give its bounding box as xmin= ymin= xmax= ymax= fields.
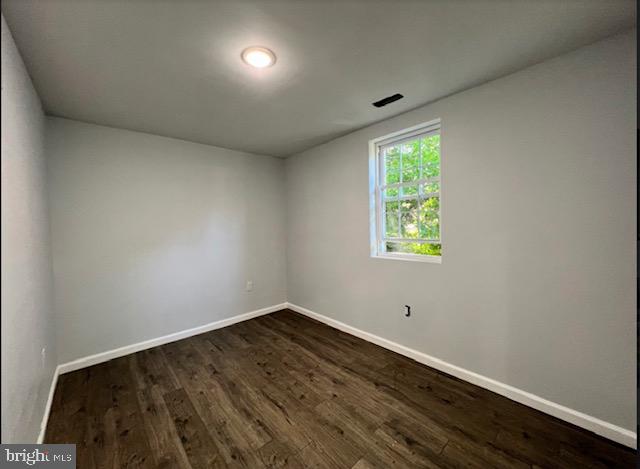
xmin=241 ymin=46 xmax=276 ymax=68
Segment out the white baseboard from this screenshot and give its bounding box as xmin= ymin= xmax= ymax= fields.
xmin=42 ymin=301 xmax=636 ymax=449
xmin=285 ymin=302 xmax=637 ymax=449
xmin=57 ymin=303 xmax=287 ymax=375
xmin=37 ymin=365 xmax=61 ymax=443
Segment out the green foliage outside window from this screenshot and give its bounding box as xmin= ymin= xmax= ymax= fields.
xmin=386 ymin=242 xmax=442 ymax=256
xmin=382 ymin=133 xmax=441 ymax=257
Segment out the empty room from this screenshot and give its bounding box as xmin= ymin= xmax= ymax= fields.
xmin=1 ymin=0 xmax=636 ymax=467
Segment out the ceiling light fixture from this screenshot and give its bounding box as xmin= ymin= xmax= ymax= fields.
xmin=241 ymin=46 xmax=276 ymax=68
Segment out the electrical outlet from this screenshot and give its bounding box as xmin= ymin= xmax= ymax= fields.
xmin=246 ymin=280 xmax=253 ymax=292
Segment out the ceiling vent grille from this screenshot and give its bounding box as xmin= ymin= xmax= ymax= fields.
xmin=372 ymin=93 xmax=404 ymax=108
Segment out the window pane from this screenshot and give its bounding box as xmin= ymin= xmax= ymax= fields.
xmin=419 ymin=196 xmax=440 ymax=239
xmin=385 ymin=200 xmax=399 ymax=211
xmin=386 ymin=241 xmax=442 ymax=256
xmin=401 ymin=140 xmax=420 ymax=183
xmin=421 ymin=134 xmax=440 ymax=178
xmin=384 ymin=201 xmax=399 ymax=238
xmin=420 ymin=181 xmax=439 ymax=196
xmin=420 ymin=195 xmax=439 ymax=213
xmin=402 ymin=183 xmax=419 ymax=197
xmin=383 ymin=188 xmax=398 ymax=200
xmin=384 ymin=146 xmax=400 ymax=185
xmin=400 ymin=198 xmax=418 ymax=238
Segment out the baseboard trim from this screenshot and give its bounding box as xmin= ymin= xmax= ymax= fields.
xmin=285 ymin=302 xmax=637 ymax=449
xmin=37 ymin=365 xmax=61 ymax=443
xmin=44 ymin=301 xmax=636 ymax=449
xmin=57 ymin=303 xmax=287 ymax=375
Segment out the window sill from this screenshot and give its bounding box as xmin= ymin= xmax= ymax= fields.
xmin=371 ymin=253 xmax=442 ymax=264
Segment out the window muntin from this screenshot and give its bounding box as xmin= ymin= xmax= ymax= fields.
xmin=371 ymin=120 xmax=441 ymax=261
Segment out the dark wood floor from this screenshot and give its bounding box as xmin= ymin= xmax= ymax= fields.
xmin=46 ymin=309 xmax=635 ymax=468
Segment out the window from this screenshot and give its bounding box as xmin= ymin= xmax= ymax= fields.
xmin=369 ymin=119 xmax=441 ymax=262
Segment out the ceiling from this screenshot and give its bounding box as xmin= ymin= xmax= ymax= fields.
xmin=2 ymin=1 xmax=635 ymax=157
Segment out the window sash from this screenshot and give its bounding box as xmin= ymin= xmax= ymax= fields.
xmin=380 ymin=176 xmax=439 ymax=190
xmin=376 ymin=129 xmax=441 ymax=251
xmin=380 ymin=196 xmax=441 ymax=244
xmin=381 ymin=177 xmax=440 ymax=202
xmin=376 ymin=125 xmax=440 ymax=151
xmin=383 ymin=238 xmax=441 ymax=244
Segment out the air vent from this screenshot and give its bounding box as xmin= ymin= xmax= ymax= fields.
xmin=372 ymin=93 xmax=404 ymax=108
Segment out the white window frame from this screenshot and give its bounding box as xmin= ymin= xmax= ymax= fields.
xmin=369 ymin=118 xmax=442 ymax=264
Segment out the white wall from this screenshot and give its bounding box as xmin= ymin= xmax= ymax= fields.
xmin=47 ymin=118 xmax=287 ymax=363
xmin=1 ymin=15 xmax=57 ymax=443
xmin=285 ymin=30 xmax=636 ymax=431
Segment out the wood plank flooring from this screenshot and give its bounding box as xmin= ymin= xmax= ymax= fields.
xmin=45 ymin=309 xmax=635 ymax=468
